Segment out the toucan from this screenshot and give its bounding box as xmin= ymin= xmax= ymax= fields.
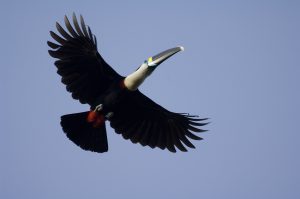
xmin=47 ymin=13 xmax=208 ymax=153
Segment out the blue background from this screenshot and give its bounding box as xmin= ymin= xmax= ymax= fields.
xmin=1 ymin=0 xmax=300 ymax=198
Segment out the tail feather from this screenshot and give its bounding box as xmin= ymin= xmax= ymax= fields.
xmin=60 ymin=112 xmax=108 ymax=153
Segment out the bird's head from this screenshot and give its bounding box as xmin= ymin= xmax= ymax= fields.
xmin=124 ymin=46 xmax=184 ymax=91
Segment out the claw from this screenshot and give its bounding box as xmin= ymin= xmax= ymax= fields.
xmin=105 ymin=112 xmax=114 ymax=120
xmin=94 ymin=104 xmax=103 ymax=112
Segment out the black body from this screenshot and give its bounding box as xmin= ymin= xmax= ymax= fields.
xmin=48 ymin=13 xmax=208 ymax=153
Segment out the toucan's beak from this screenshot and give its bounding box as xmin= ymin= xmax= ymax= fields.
xmin=147 ymin=46 xmax=184 ymax=67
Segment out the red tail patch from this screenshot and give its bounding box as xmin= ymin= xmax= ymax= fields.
xmin=87 ymin=111 xmax=105 ymax=128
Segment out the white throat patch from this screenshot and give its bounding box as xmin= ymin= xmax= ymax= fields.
xmin=124 ymin=62 xmax=152 ymax=91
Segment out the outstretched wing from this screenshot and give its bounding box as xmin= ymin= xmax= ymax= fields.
xmin=110 ymin=91 xmax=208 ymax=152
xmin=48 ymin=13 xmax=122 ymax=105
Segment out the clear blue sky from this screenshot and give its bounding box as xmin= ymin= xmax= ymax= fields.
xmin=1 ymin=1 xmax=300 ymax=198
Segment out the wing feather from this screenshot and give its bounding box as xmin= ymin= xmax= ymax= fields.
xmin=122 ymin=121 xmax=141 ymax=140
xmin=110 ymin=91 xmax=207 ymax=152
xmin=130 ymin=119 xmax=147 ymax=144
xmin=148 ymin=121 xmax=159 ymax=148
xmin=56 ymin=22 xmax=72 ymax=40
xmin=64 ymin=15 xmax=79 ymax=37
xmin=164 ymin=123 xmax=177 ymax=152
xmin=156 ymin=120 xmax=167 ymax=150
xmin=185 ymin=130 xmax=203 ymax=140
xmin=47 ymin=41 xmax=60 ymax=49
xmin=140 ymin=120 xmax=152 ymax=146
xmin=80 ymin=15 xmax=90 ymax=38
xmin=88 ymin=26 xmax=93 ymax=43
xmin=168 ymin=120 xmax=187 ymax=152
xmin=50 ymin=31 xmax=66 ymax=45
xmin=48 ymin=13 xmax=122 ymax=105
xmin=93 ymin=35 xmax=98 ymax=50
xmin=72 ymin=13 xmax=84 ymax=37
xmin=173 ymin=123 xmax=195 ymax=148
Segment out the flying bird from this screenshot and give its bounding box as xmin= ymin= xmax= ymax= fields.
xmin=48 ymin=13 xmax=208 ymax=153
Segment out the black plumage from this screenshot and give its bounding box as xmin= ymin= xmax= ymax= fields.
xmin=48 ymin=13 xmax=208 ymax=153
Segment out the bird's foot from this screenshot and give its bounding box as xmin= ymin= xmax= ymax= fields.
xmin=95 ymin=104 xmax=103 ymax=112
xmin=105 ymin=112 xmax=114 ymax=120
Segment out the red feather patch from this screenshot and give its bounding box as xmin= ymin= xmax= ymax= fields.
xmin=87 ymin=111 xmax=105 ymax=128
